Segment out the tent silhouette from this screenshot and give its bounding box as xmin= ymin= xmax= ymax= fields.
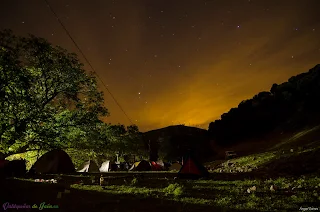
xmin=129 ymin=160 xmax=151 ymax=171
xmin=31 ymin=149 xmax=75 ymax=174
xmin=178 ymin=152 xmax=209 ymax=179
xmin=150 ymin=161 xmax=163 ymax=171
xmin=77 ymin=160 xmax=100 ymax=173
xmin=99 ymin=160 xmax=110 ymax=172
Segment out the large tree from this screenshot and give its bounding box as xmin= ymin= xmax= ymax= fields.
xmin=0 ymin=30 xmax=109 ymax=157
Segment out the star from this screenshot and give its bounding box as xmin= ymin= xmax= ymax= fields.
xmin=237 ymin=25 xmax=240 ymax=28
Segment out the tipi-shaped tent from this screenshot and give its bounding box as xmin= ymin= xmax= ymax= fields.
xmin=31 ymin=149 xmax=75 ymax=174
xmin=178 ymin=152 xmax=209 ymax=179
xmin=129 ymin=160 xmax=151 ymax=171
xmin=99 ymin=160 xmax=110 ymax=172
xmin=169 ymin=162 xmax=182 ymax=171
xmin=77 ymin=160 xmax=100 ymax=173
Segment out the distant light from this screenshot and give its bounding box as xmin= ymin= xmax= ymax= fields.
xmin=21 ymin=21 xmax=25 ymax=24
xmin=291 ymin=56 xmax=294 ymax=58
xmin=237 ymin=25 xmax=240 ymax=28
xmin=113 ymin=16 xmax=116 ymax=19
xmin=138 ymin=92 xmax=141 ymax=95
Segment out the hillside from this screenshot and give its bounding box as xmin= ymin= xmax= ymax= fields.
xmin=142 ymin=125 xmax=212 ymax=162
xmin=208 ymin=64 xmax=320 ymax=148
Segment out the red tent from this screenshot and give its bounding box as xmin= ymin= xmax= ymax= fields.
xmin=150 ymin=161 xmax=163 ymax=171
xmin=178 ymin=152 xmax=209 ymax=179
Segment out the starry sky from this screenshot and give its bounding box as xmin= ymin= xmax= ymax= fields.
xmin=1 ymin=0 xmax=320 ymax=132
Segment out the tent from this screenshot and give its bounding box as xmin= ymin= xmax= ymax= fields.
xmin=31 ymin=149 xmax=75 ymax=174
xmin=99 ymin=160 xmax=110 ymax=172
xmin=129 ymin=160 xmax=151 ymax=171
xmin=178 ymin=152 xmax=209 ymax=179
xmin=77 ymin=160 xmax=100 ymax=173
xmin=150 ymin=161 xmax=163 ymax=171
xmin=168 ymin=162 xmax=182 ymax=171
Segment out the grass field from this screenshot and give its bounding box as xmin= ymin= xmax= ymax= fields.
xmin=2 ymin=126 xmax=320 ymax=211
xmin=1 ymin=173 xmax=320 ymax=212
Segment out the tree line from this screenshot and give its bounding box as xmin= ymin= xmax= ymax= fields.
xmin=208 ymin=64 xmax=320 ymax=146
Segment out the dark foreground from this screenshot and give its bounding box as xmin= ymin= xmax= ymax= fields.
xmin=1 ymin=171 xmax=319 ymax=212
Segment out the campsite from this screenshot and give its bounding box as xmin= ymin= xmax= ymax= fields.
xmin=1 ymin=8 xmax=320 ymax=211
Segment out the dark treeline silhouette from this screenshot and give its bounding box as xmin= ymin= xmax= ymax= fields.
xmin=208 ymin=64 xmax=320 ymax=146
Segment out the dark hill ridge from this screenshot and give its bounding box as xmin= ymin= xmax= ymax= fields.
xmin=142 ymin=125 xmax=212 ymax=162
xmin=143 ymin=64 xmax=320 ymax=162
xmin=208 ymin=64 xmax=320 ymax=147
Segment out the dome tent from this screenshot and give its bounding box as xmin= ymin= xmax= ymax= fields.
xmin=31 ymin=149 xmax=75 ymax=174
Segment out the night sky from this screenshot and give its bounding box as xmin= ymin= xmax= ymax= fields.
xmin=1 ymin=0 xmax=320 ymax=132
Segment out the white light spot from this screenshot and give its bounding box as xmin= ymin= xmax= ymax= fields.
xmin=291 ymin=56 xmax=294 ymax=58
xmin=21 ymin=21 xmax=25 ymax=24
xmin=113 ymin=16 xmax=116 ymax=19
xmin=138 ymin=92 xmax=141 ymax=95
xmin=237 ymin=25 xmax=240 ymax=28
xmin=172 ymin=33 xmax=175 ymax=36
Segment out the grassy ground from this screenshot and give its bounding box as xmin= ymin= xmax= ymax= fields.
xmin=1 ymin=173 xmax=320 ymax=212
xmin=1 ymin=126 xmax=320 ymax=211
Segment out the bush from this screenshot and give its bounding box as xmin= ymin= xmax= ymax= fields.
xmin=164 ymin=183 xmax=185 ymax=197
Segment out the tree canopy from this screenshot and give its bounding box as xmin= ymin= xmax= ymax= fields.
xmin=0 ymin=30 xmax=111 ymax=157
